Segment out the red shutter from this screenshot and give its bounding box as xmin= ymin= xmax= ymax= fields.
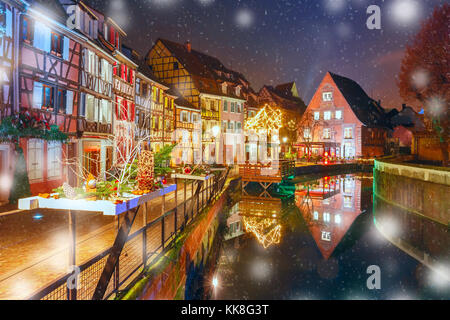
xmin=130 ymin=103 xmax=135 ymax=121
xmin=113 ymin=62 xmax=117 ymax=76
xmin=129 ymin=69 xmax=134 ymax=84
xmin=122 ymin=99 xmax=128 ymax=121
xmin=120 ymin=64 xmax=125 ymax=80
xmin=116 ymin=31 xmax=119 ymax=48
xmin=109 ymin=27 xmax=115 ymax=46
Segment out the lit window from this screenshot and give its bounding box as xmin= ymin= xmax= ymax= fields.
xmin=323 ymin=212 xmax=331 ymax=223
xmin=323 ymin=128 xmax=331 ymax=139
xmin=344 ymin=127 xmax=353 ymax=139
xmin=324 ymin=111 xmax=331 ymax=120
xmin=304 ymin=128 xmax=311 ymax=139
xmin=335 ymin=110 xmax=342 ymax=120
xmin=314 ymin=112 xmax=320 ymax=120
xmin=313 ymin=211 xmax=319 ymax=220
xmin=323 ymin=92 xmax=333 ymax=102
xmin=321 ymin=231 xmax=331 ymax=242
xmin=42 ymin=85 xmax=54 ymax=109
xmin=335 ymin=215 xmax=341 ymax=224
xmin=344 ymin=196 xmax=353 ymax=208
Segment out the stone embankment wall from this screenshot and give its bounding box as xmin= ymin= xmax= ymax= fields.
xmin=374 ymin=159 xmax=450 ymax=225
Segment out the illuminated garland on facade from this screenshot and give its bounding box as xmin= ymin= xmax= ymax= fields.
xmin=244 ymin=104 xmax=283 ymax=134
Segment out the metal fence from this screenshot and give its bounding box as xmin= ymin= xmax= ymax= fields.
xmin=29 ymin=171 xmax=228 ymax=300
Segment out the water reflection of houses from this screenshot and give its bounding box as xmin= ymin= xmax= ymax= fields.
xmin=295 ymin=175 xmax=370 ymax=260
xmin=225 ymin=196 xmax=283 ymax=249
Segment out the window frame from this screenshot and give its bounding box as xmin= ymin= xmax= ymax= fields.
xmin=22 ymin=16 xmax=34 ymax=44
xmin=50 ymin=31 xmax=63 ymax=57
xmin=322 ymin=92 xmax=333 ymax=102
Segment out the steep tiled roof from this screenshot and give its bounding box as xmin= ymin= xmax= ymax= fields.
xmin=260 ymin=85 xmax=307 ymax=115
xmin=156 ymin=38 xmax=253 ymax=100
xmin=329 ymin=72 xmax=389 ymax=128
xmin=275 ymin=82 xmax=296 ymax=97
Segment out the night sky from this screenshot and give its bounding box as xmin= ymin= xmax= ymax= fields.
xmin=85 ymin=0 xmax=446 ymax=109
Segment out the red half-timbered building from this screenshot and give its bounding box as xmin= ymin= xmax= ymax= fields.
xmin=0 ymin=0 xmax=25 ymax=201
xmin=59 ymin=0 xmax=117 ymax=182
xmin=18 ymin=0 xmax=83 ymax=194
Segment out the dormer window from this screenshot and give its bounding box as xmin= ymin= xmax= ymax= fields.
xmin=222 ymin=83 xmax=227 ymax=94
xmin=105 ymin=24 xmax=119 ymax=48
xmin=235 ymin=86 xmax=241 ymax=96
xmin=323 ymin=92 xmax=333 ymax=102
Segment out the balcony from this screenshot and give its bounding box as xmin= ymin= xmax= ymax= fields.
xmin=201 ymin=108 xmax=220 ymax=121
xmin=78 ymin=118 xmax=113 ymax=135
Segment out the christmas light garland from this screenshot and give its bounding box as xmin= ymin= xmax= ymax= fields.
xmin=244 ymin=104 xmax=283 ymax=134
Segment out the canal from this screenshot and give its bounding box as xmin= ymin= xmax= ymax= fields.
xmin=195 ymin=172 xmax=450 ymax=300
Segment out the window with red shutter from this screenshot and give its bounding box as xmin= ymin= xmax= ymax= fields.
xmin=113 ymin=62 xmax=118 ymax=76
xmin=130 ymin=103 xmax=135 ymax=121
xmin=109 ymin=26 xmax=115 ymax=46
xmin=116 ymin=31 xmax=119 ymax=48
xmin=122 ymin=99 xmax=128 ymax=121
xmin=129 ymin=69 xmax=134 ymax=84
xmin=120 ymin=64 xmax=125 ymax=81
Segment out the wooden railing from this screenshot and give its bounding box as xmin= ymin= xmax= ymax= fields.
xmin=239 ymin=160 xmax=295 ymax=183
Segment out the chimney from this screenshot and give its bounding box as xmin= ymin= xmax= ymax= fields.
xmin=185 ymin=41 xmax=191 ymax=53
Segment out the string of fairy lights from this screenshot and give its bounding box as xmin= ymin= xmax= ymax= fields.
xmin=244 ymin=104 xmax=283 ymax=134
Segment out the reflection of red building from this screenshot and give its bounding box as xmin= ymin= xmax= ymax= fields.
xmin=295 ymin=175 xmax=366 ymax=260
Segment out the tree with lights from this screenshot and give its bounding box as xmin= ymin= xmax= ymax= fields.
xmin=398 ymin=3 xmax=449 ymax=166
xmin=244 ymin=104 xmax=283 ymax=162
xmin=297 ymin=111 xmax=327 ymax=163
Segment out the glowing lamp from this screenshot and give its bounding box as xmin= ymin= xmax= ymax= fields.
xmin=212 ymin=126 xmax=220 ymax=138
xmin=212 ymin=277 xmax=219 ymax=288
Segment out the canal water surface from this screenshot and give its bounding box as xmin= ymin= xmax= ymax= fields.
xmin=205 ymin=172 xmax=450 ymax=300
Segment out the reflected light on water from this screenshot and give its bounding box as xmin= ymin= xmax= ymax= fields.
xmin=243 ymin=216 xmax=282 ymax=249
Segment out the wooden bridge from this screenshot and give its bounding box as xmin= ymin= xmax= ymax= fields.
xmin=239 ymin=160 xmax=295 ymax=198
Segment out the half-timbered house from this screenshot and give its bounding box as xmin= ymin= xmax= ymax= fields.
xmin=0 ymin=0 xmax=25 ymax=201
xmin=258 ymin=82 xmax=307 ymax=156
xmin=57 ymin=0 xmax=117 ymax=181
xmin=109 ymin=42 xmax=137 ymax=165
xmin=174 ymin=93 xmax=202 ymax=165
xmin=147 ymin=39 xmax=253 ymax=164
xmin=18 ymin=0 xmax=83 ymax=194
